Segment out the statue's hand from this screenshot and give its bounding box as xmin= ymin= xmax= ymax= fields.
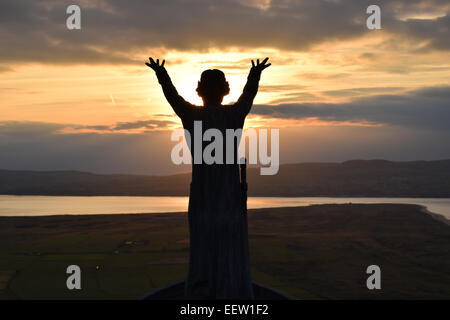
xmin=250 ymin=57 xmax=271 ymax=75
xmin=145 ymin=57 xmax=166 ymax=73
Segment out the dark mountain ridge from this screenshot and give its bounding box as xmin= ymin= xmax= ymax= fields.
xmin=1 ymin=159 xmax=450 ymax=197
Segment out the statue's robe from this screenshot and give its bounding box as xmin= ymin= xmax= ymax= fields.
xmin=156 ymin=69 xmax=260 ymax=299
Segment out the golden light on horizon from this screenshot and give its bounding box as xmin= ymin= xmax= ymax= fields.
xmin=1 ymin=42 xmax=449 ymax=131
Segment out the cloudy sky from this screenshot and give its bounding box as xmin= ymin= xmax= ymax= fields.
xmin=1 ymin=0 xmax=449 ymax=175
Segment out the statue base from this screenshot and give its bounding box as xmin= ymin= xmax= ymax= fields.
xmin=141 ymin=280 xmax=293 ymax=300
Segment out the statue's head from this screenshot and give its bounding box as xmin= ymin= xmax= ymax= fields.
xmin=196 ymin=69 xmax=230 ymax=105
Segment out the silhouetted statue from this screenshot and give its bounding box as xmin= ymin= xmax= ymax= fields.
xmin=146 ymin=57 xmax=270 ymax=299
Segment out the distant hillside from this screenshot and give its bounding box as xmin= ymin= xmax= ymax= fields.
xmin=1 ymin=160 xmax=450 ymax=197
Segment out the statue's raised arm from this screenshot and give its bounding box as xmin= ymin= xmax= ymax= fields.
xmin=146 ymin=57 xmax=193 ymax=119
xmin=235 ymin=57 xmax=271 ymax=118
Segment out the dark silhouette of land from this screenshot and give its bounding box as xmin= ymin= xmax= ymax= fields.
xmin=1 ymin=204 xmax=449 ymax=299
xmin=1 ymin=159 xmax=450 ymax=197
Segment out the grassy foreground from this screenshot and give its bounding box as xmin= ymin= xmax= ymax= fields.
xmin=0 ymin=203 xmax=449 ymax=299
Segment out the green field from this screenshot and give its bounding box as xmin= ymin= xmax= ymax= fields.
xmin=0 ymin=204 xmax=449 ymax=299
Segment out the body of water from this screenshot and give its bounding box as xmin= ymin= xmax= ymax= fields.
xmin=1 ymin=195 xmax=450 ymax=220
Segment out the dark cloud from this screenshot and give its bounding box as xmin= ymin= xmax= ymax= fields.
xmin=0 ymin=121 xmax=65 ymax=135
xmin=259 ymin=84 xmax=310 ymax=92
xmin=0 ymin=65 xmax=13 ymax=72
xmin=322 ymin=86 xmax=405 ymax=98
xmin=391 ymin=12 xmax=450 ymax=51
xmin=299 ymin=73 xmax=351 ymax=80
xmin=73 ymin=119 xmax=177 ymax=132
xmin=0 ymin=121 xmax=185 ymax=175
xmin=253 ymin=86 xmax=450 ymax=130
xmin=81 ymin=125 xmax=111 ymax=131
xmin=112 ymin=119 xmax=176 ymax=131
xmin=1 ymin=118 xmax=450 ymax=175
xmin=267 ymin=91 xmax=320 ymax=104
xmin=0 ymin=119 xmax=177 ymax=136
xmin=0 ymin=0 xmax=448 ymax=65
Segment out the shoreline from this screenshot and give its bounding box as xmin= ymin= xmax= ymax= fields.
xmin=1 ymin=202 xmax=449 ymax=227
xmin=418 ymin=205 xmax=450 ymax=226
